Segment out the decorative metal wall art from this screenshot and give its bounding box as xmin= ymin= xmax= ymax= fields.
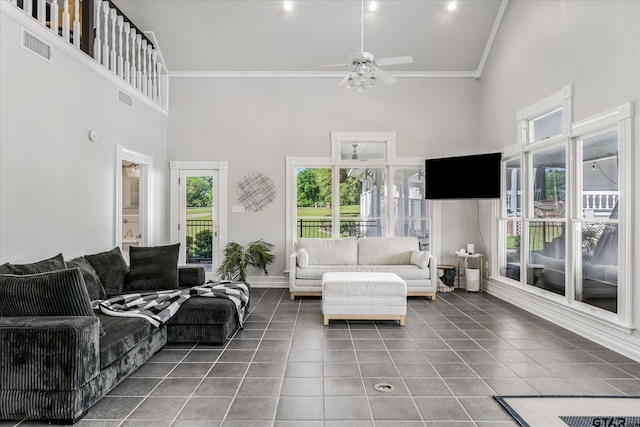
xmin=237 ymin=172 xmax=276 ymax=212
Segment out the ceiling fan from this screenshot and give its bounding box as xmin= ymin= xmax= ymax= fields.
xmin=324 ymin=0 xmax=413 ymax=91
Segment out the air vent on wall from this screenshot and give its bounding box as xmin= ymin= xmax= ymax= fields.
xmin=21 ymin=29 xmax=52 ymax=62
xmin=118 ymin=90 xmax=133 ymax=108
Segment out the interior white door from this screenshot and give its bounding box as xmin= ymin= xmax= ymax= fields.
xmin=178 ymin=170 xmax=220 ymax=278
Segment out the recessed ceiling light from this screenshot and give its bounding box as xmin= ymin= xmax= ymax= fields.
xmin=447 ymin=1 xmax=457 ymax=12
xmin=282 ymin=0 xmax=294 ymax=12
xmin=367 ymin=0 xmax=379 ymax=12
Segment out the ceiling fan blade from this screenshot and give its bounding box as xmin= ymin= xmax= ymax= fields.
xmin=348 ymin=46 xmax=365 ymax=61
xmin=372 ymin=68 xmax=397 ymax=85
xmin=337 ymin=73 xmax=351 ymax=87
xmin=375 ymin=55 xmax=414 ymax=66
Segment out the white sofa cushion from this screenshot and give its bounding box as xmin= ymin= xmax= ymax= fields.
xmin=296 ymin=264 xmax=429 ymax=281
xmin=410 ymin=250 xmax=429 ymax=269
xmin=297 ymin=237 xmax=358 ymax=265
xmin=358 ymin=237 xmax=418 ymax=265
xmin=297 ymin=248 xmax=309 ymax=268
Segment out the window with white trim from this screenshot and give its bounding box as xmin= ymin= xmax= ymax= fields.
xmin=498 ymin=85 xmax=632 ymax=325
xmin=286 ymin=132 xmax=431 ymax=260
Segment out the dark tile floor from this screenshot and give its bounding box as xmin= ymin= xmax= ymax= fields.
xmin=4 ymin=288 xmax=640 ymax=427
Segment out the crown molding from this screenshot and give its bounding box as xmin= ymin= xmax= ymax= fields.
xmin=168 ymin=70 xmax=479 ymax=79
xmin=475 ymin=0 xmax=509 ymax=78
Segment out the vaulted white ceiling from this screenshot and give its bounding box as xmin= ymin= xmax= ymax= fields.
xmin=112 ymin=0 xmax=506 ymax=76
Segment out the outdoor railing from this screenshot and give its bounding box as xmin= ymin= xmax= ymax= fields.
xmin=8 ymin=0 xmax=163 ymax=105
xmin=583 ymin=191 xmax=617 ymax=218
xmin=186 ymin=219 xmax=212 ymax=265
xmin=297 ymin=219 xmax=380 ymax=239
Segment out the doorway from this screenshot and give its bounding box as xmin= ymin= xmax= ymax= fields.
xmin=116 ymin=146 xmax=153 ymax=264
xmin=170 ymin=161 xmax=228 ymax=280
xmin=121 ymin=160 xmax=141 ymax=263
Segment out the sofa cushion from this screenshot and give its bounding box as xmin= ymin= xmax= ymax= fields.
xmin=0 ymin=268 xmax=94 ymax=317
xmin=297 ymin=248 xmax=309 ymax=268
xmin=96 ymin=312 xmax=154 ymax=368
xmin=178 ymin=265 xmax=206 ymax=287
xmin=167 ymin=296 xmax=238 ymax=326
xmin=0 ymin=268 xmax=105 ymax=336
xmin=9 ymin=253 xmax=66 ymax=275
xmin=0 ymin=262 xmax=13 ymax=274
xmin=410 ymin=250 xmax=429 ymax=269
xmin=358 ymin=237 xmax=418 ymax=265
xmin=85 ymin=247 xmax=129 ymax=297
xmin=296 ymin=237 xmax=358 ymax=265
xmin=66 ymin=256 xmax=107 ymax=301
xmin=296 ymin=264 xmax=429 ymax=281
xmin=126 ymin=244 xmax=180 ymax=292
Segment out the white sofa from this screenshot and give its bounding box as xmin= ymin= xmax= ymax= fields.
xmin=289 ymin=236 xmax=437 ymax=300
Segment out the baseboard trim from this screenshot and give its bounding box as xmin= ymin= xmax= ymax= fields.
xmin=245 ymin=275 xmax=288 ymax=288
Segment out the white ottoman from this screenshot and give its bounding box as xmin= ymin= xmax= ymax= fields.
xmin=322 ymin=272 xmax=407 ymax=326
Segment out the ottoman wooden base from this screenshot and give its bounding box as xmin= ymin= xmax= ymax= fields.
xmin=322 ymin=272 xmax=407 ymax=326
xmin=323 ymin=313 xmax=405 ymax=326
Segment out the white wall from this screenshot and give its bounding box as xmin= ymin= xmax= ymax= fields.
xmin=0 ymin=11 xmax=170 ymax=263
xmin=167 ymin=76 xmax=482 ymax=277
xmin=478 ymin=0 xmax=640 ymax=360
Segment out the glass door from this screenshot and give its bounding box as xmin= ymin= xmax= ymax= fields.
xmin=178 ymin=170 xmax=219 ymax=276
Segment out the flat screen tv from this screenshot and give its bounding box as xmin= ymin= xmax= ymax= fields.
xmin=425 ymin=152 xmax=502 ymax=200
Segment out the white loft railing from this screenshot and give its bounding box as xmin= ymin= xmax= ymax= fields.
xmin=8 ymin=0 xmax=163 ymax=106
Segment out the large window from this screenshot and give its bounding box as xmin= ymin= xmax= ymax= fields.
xmin=576 ymin=130 xmax=619 ymax=313
xmin=393 ymin=167 xmax=429 ymax=245
xmin=498 ymin=87 xmax=632 ymax=325
xmin=295 ymin=168 xmax=332 ymax=238
xmin=287 ymin=132 xmax=431 ymax=260
xmin=339 ymin=167 xmax=386 ymax=238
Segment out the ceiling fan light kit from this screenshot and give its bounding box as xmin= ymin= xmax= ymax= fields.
xmin=328 ymin=0 xmax=413 ymax=92
xmin=282 ymin=0 xmax=294 ymax=12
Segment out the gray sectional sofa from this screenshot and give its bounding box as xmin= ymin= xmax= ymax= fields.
xmin=289 ymin=236 xmax=437 ymax=300
xmin=0 ymin=245 xmax=247 ymax=424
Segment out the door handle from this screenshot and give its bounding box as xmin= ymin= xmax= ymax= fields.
xmin=214 ymin=222 xmax=218 ymax=237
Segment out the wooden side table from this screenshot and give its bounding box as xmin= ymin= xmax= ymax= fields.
xmin=455 ymin=253 xmax=484 ymax=292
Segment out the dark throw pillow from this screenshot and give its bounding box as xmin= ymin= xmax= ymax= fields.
xmin=0 ymin=262 xmax=12 ymax=274
xmin=127 ymin=244 xmax=180 ymax=292
xmin=85 ymin=247 xmax=129 ymax=297
xmin=66 ymin=256 xmax=107 ymax=301
xmin=9 ymin=253 xmax=66 ymax=275
xmin=0 ymin=268 xmax=105 ymax=336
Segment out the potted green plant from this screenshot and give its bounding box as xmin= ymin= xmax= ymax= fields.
xmin=217 ymin=239 xmax=276 ymax=282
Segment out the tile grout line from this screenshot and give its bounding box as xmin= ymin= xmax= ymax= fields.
xmin=219 ymin=288 xmax=285 ymax=425
xmin=157 ymin=287 xmax=269 ymax=426
xmin=270 ymin=290 xmax=302 ymax=426
xmin=376 ymin=302 xmax=428 ymax=425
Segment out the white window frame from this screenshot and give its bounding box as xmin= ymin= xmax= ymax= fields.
xmin=569 ymin=103 xmax=633 ymax=327
xmin=517 ymin=84 xmax=573 ymax=146
xmin=285 ymin=132 xmax=436 ymax=269
xmin=496 ymin=84 xmax=633 ymax=328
